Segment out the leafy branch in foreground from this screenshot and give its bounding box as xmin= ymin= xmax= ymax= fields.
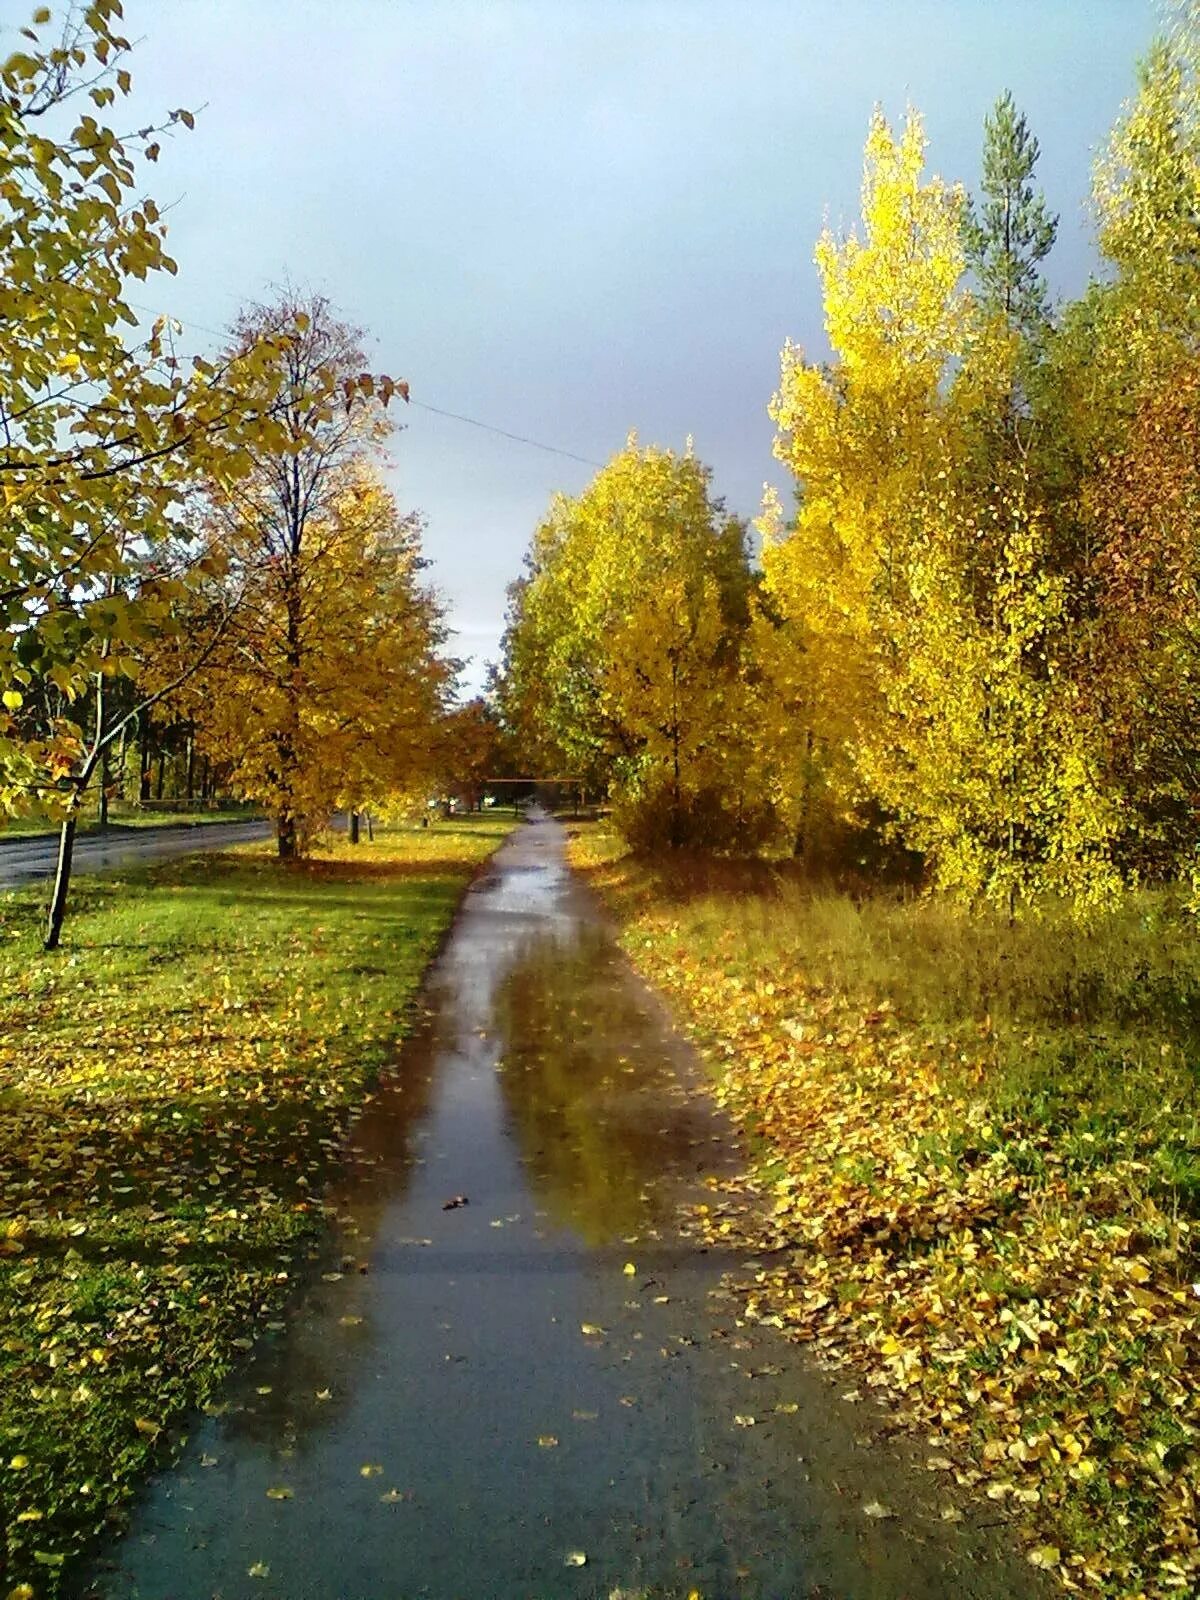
xmin=0 ymin=7 xmax=417 ymax=941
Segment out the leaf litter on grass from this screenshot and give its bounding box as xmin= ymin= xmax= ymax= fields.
xmin=0 ymin=820 xmax=513 ymax=1594
xmin=569 ymin=825 xmax=1200 ymax=1599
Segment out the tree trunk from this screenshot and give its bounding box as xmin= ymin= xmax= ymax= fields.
xmin=277 ymin=542 xmax=304 ymax=860
xmin=349 ymin=808 xmax=360 ymax=845
xmin=99 ymin=742 xmax=110 ymax=829
xmin=138 ymin=716 xmax=151 ymax=803
xmin=670 ymin=657 xmax=682 ymax=848
xmin=277 ymin=808 xmax=298 ymax=860
xmin=671 ymin=749 xmax=681 ymax=846
xmin=793 ymin=727 xmax=815 ymax=859
xmin=44 ymin=812 xmax=78 ymax=951
xmin=155 ymin=753 xmax=165 ymax=801
xmin=273 ymin=719 xmax=301 ymax=859
xmin=366 ymin=812 xmax=374 ymax=841
xmin=185 ymin=724 xmax=196 ymax=801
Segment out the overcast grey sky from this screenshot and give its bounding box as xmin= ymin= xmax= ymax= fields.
xmin=108 ymin=0 xmax=1156 ymax=692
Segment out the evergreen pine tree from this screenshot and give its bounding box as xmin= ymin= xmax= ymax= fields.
xmin=964 ymin=91 xmax=1058 ymax=334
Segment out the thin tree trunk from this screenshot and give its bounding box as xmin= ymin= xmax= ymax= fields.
xmin=276 ymin=544 xmax=304 ymax=859
xmin=44 ymin=811 xmax=78 ymax=951
xmin=793 ymin=726 xmax=815 ymax=859
xmin=99 ymin=742 xmax=110 ymax=829
xmin=670 ymin=660 xmax=682 ymax=848
xmin=185 ymin=724 xmax=196 ymax=801
xmin=138 ymin=716 xmax=151 ymax=803
xmin=366 ymin=811 xmax=374 ymax=841
xmin=49 ymin=675 xmax=105 ymax=946
xmin=671 ymin=738 xmax=681 ymax=846
xmin=349 ymin=808 xmax=360 ymax=845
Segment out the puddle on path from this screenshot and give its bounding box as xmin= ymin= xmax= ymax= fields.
xmin=77 ymin=816 xmax=1040 ymax=1600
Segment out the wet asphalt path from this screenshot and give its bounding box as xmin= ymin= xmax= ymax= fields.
xmin=76 ymin=814 xmax=1040 ymax=1600
xmin=0 ymin=820 xmax=273 ymax=888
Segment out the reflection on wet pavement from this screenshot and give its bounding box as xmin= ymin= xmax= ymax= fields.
xmin=76 ymin=815 xmax=1038 ymax=1600
xmin=494 ymin=930 xmax=733 ymax=1242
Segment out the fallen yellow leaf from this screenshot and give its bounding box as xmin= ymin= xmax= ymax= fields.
xmin=1028 ymin=1545 xmax=1061 ymax=1571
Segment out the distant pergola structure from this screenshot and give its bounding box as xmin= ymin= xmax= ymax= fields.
xmin=479 ymin=776 xmax=587 ymax=814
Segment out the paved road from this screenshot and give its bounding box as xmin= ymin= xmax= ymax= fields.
xmin=0 ymin=819 xmax=273 ymax=888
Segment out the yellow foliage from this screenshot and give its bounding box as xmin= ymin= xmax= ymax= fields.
xmin=499 ymin=439 xmax=768 ymax=848
xmin=762 ymin=107 xmax=967 ymax=850
xmin=177 ymin=455 xmax=449 ymax=848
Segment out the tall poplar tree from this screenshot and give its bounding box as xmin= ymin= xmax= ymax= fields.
xmin=762 ymin=109 xmax=966 ymax=841
xmin=765 ymin=108 xmax=1118 ymax=910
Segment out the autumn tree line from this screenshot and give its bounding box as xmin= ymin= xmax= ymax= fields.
xmin=0 ymin=4 xmax=496 ymax=947
xmin=498 ymin=5 xmax=1200 ymax=916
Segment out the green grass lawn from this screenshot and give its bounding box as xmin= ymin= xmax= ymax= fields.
xmin=568 ymin=823 xmax=1200 ymax=1599
xmin=0 ymin=816 xmax=513 ymax=1594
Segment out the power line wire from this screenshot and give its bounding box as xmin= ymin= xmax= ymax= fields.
xmin=407 ymin=398 xmax=602 ymax=468
xmin=126 ymin=300 xmax=604 ymax=470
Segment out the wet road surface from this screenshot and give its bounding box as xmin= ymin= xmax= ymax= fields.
xmin=77 ymin=815 xmax=1039 ymax=1600
xmin=0 ymin=821 xmax=273 ymax=888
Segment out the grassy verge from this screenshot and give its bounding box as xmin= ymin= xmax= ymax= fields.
xmin=0 ymin=816 xmax=513 ymax=1595
xmin=568 ymin=823 xmax=1200 ymax=1599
